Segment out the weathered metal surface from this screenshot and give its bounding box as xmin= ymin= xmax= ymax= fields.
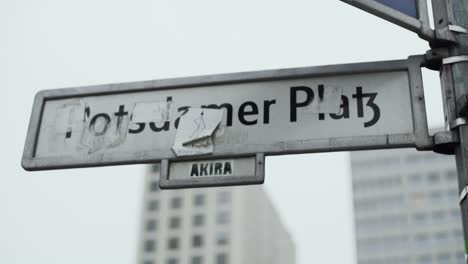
xmin=22 ymin=56 xmax=431 ymax=171
xmin=433 ymin=130 xmax=459 ymax=155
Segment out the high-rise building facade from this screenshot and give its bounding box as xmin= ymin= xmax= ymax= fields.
xmin=138 ymin=165 xmax=295 ymax=264
xmin=351 ymin=149 xmax=464 ymax=264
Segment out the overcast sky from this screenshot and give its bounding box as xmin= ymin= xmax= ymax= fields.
xmin=2 ymin=1 xmax=444 ymax=264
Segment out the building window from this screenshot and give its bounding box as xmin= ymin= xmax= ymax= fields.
xmin=456 ymin=251 xmax=465 ymax=263
xmin=217 ymin=211 xmax=230 ymax=224
xmin=434 ymin=232 xmax=449 ymax=244
xmin=167 ymin=258 xmax=178 ymax=264
xmin=427 ymin=172 xmax=440 ymax=183
xmin=193 ymin=214 xmax=204 ymax=227
xmin=414 ymin=233 xmax=430 ymax=247
xmin=410 ymin=191 xmax=426 ymax=202
xmin=453 ymin=229 xmax=464 ymax=242
xmin=412 ymin=213 xmax=428 ymax=225
xmin=437 ymin=253 xmax=451 ymax=264
xmin=217 ymin=191 xmax=231 ymax=204
xmin=382 ymin=235 xmax=408 ymax=249
xmin=216 ymin=253 xmax=228 ymax=264
xmin=191 ymin=256 xmax=203 ymax=264
xmin=450 ymin=208 xmax=461 ymax=220
xmin=446 ymin=188 xmax=458 ymax=201
xmin=150 ymin=181 xmax=159 ymax=192
xmin=169 ymin=217 xmax=181 ymax=229
xmin=432 ymin=210 xmax=446 ymax=223
xmin=144 ymin=240 xmax=156 ymax=252
xmin=146 ymin=219 xmax=157 ymax=231
xmin=171 ymin=197 xmax=182 ymax=209
xmin=408 ymin=173 xmax=422 ymax=184
xmin=193 ymin=194 xmax=205 ymax=206
xmin=379 ymin=195 xmax=403 ymax=208
xmin=168 ymin=237 xmax=179 ymax=250
xmin=380 ymin=214 xmax=406 ymax=226
xmin=216 ymin=232 xmax=229 ymax=245
xmin=416 ymin=255 xmax=432 ymax=264
xmin=429 ymin=191 xmax=442 ymax=201
xmin=192 ymin=235 xmax=203 ymax=248
xmin=148 ymin=200 xmax=159 ymax=211
xmin=445 ymin=170 xmax=457 ymax=181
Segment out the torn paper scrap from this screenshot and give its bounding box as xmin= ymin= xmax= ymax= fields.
xmin=132 ymin=99 xmax=172 ymax=123
xmin=79 ymin=105 xmax=130 ymax=154
xmin=172 ymin=108 xmax=224 ymax=157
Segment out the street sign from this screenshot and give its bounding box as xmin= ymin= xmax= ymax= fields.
xmin=159 ymin=154 xmax=265 ymax=189
xmin=22 ymin=56 xmax=431 ymax=174
xmin=340 ymin=0 xmax=433 ymax=41
xmin=375 ymin=0 xmax=418 ymax=18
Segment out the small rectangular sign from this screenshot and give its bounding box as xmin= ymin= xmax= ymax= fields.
xmin=159 ymin=154 xmax=264 ymax=189
xmin=340 ymin=0 xmax=433 ymax=41
xmin=22 ymin=56 xmax=432 ymax=171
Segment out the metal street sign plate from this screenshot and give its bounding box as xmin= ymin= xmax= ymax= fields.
xmin=340 ymin=0 xmax=433 ymax=41
xmin=159 ymin=154 xmax=265 ymax=189
xmin=375 ymin=0 xmax=418 ymax=18
xmin=22 ymin=56 xmax=431 ymax=171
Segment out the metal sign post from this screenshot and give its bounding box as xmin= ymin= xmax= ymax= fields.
xmin=430 ymin=0 xmax=468 ymax=262
xmin=340 ymin=0 xmax=434 ymax=41
xmin=22 ymin=57 xmax=432 ymax=187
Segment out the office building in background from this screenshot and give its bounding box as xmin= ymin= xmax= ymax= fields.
xmin=138 ymin=165 xmax=295 ymax=264
xmin=351 ymin=149 xmax=464 ymax=264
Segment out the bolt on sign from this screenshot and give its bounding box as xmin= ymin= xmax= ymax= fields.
xmin=22 ymin=56 xmax=431 ymax=188
xmin=340 ymin=0 xmax=433 ymax=41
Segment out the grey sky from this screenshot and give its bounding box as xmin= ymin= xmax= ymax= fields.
xmin=2 ymin=1 xmax=444 ymax=264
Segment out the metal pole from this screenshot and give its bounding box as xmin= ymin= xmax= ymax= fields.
xmin=431 ymin=0 xmax=468 ymax=262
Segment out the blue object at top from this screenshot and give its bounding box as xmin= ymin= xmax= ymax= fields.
xmin=375 ymin=0 xmax=418 ymax=18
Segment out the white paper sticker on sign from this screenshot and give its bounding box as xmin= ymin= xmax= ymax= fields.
xmin=318 ymin=86 xmax=343 ymax=114
xmin=79 ymin=105 xmax=130 ymax=154
xmin=172 ymin=108 xmax=224 ymax=156
xmin=132 ymin=98 xmax=172 ymax=123
xmin=54 ymin=101 xmax=86 ymax=136
xmin=301 ymin=85 xmax=343 ymax=114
